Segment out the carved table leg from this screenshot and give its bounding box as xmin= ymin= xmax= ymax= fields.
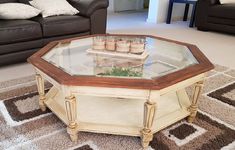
xmin=65 ymin=95 xmax=78 ymax=141
xmin=35 ymin=74 xmax=46 ymax=111
xmin=187 ymin=80 xmax=204 ymax=123
xmin=140 ymin=101 xmax=156 ymax=148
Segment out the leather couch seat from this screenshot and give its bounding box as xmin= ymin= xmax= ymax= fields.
xmin=195 ymin=0 xmax=235 ymax=34
xmin=0 ymin=20 xmax=42 ymax=45
xmin=0 ymin=0 xmax=108 ymax=66
xmin=208 ymin=4 xmax=235 ymax=19
xmin=32 ymin=15 xmax=90 ymax=37
xmin=208 ymin=17 xmax=235 ymax=26
xmin=0 ymin=40 xmax=43 ymax=55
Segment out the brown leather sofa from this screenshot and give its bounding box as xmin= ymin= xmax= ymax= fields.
xmin=0 ymin=0 xmax=109 ymax=66
xmin=195 ymin=0 xmax=235 ymax=34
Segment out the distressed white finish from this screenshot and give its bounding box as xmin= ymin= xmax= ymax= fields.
xmin=34 ymin=66 xmax=205 ymax=147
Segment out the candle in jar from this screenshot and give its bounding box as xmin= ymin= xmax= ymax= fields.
xmin=116 ymin=38 xmax=130 ymax=53
xmin=106 ymin=36 xmax=116 ymax=51
xmin=93 ymin=36 xmax=106 ymax=50
xmin=130 ymin=38 xmax=146 ymax=54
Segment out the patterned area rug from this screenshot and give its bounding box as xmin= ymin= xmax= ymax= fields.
xmin=0 ymin=65 xmax=235 ymax=150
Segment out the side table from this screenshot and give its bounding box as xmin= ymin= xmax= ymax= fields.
xmin=166 ymin=0 xmax=197 ymax=27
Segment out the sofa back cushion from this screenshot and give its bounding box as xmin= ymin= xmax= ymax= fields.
xmin=0 ymin=0 xmax=18 ymax=4
xmin=209 ymin=3 xmax=235 ymax=19
xmin=0 ymin=19 xmax=42 ymax=45
xmin=18 ymin=0 xmax=30 ymax=4
xmin=32 ymin=15 xmax=90 ymax=37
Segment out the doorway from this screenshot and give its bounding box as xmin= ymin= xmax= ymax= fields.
xmin=110 ymin=0 xmax=149 ymax=12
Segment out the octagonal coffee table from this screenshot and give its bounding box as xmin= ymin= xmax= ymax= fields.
xmin=28 ymin=34 xmax=214 ymax=148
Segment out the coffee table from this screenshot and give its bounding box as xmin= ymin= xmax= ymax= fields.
xmin=28 ymin=34 xmax=214 ymax=148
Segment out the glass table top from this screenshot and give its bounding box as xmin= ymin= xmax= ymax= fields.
xmin=42 ymin=35 xmax=198 ymax=79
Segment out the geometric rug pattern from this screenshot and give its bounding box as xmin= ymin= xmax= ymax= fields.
xmin=208 ymin=82 xmax=235 ymax=107
xmin=0 ymin=64 xmax=235 ymax=150
xmin=3 ymin=91 xmax=50 ymax=122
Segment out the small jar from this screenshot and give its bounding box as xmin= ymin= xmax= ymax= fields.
xmin=116 ymin=38 xmax=130 ymax=53
xmin=130 ymin=38 xmax=146 ymax=54
xmin=106 ymin=36 xmax=116 ymax=51
xmin=93 ymin=36 xmax=106 ymax=50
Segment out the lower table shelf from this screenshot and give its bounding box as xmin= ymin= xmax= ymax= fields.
xmin=44 ymin=86 xmax=191 ymax=136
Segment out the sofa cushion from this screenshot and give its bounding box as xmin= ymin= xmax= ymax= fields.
xmin=0 ymin=39 xmax=43 ymax=55
xmin=0 ymin=0 xmax=18 ymax=4
xmin=209 ymin=4 xmax=235 ymax=19
xmin=0 ymin=20 xmax=42 ymax=45
xmin=18 ymin=0 xmax=30 ymax=4
xmin=208 ymin=16 xmax=235 ymax=26
xmin=43 ymin=32 xmax=90 ymax=45
xmin=0 ymin=48 xmax=39 ymax=66
xmin=68 ymin=0 xmax=109 ymax=17
xmin=32 ymin=15 xmax=90 ymax=37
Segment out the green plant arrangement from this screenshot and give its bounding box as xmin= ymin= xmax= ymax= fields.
xmin=98 ymin=67 xmax=142 ymax=77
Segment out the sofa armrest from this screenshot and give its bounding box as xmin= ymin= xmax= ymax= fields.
xmin=69 ymin=0 xmax=109 ymax=17
xmin=195 ymin=0 xmax=219 ymax=29
xmin=198 ymin=0 xmax=220 ymax=5
xmin=207 ymin=0 xmax=220 ymax=5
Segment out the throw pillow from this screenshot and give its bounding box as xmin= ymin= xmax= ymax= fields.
xmin=219 ymin=0 xmax=235 ymax=4
xmin=29 ymin=0 xmax=79 ymax=18
xmin=0 ymin=3 xmax=41 ymax=19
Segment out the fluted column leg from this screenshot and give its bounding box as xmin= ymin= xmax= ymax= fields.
xmin=187 ymin=80 xmax=204 ymax=123
xmin=35 ymin=74 xmax=46 ymax=111
xmin=65 ymin=95 xmax=78 ymax=141
xmin=140 ymin=101 xmax=156 ymax=148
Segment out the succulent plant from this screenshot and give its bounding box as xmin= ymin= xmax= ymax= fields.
xmin=98 ymin=67 xmax=142 ymax=77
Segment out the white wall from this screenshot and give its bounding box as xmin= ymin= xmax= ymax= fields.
xmin=109 ymin=0 xmax=144 ymax=12
xmin=108 ymin=0 xmax=114 ymax=11
xmin=108 ymin=0 xmax=192 ymax=23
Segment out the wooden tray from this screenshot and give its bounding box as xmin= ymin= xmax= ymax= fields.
xmin=86 ymin=49 xmax=149 ymax=60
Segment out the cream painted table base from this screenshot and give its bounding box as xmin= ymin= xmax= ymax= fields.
xmin=35 ymin=68 xmax=204 ymax=148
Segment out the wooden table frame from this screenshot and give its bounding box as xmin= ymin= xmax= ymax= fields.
xmin=29 ymin=34 xmax=214 ymax=148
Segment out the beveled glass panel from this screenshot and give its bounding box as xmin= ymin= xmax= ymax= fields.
xmin=43 ymin=36 xmax=198 ymax=79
